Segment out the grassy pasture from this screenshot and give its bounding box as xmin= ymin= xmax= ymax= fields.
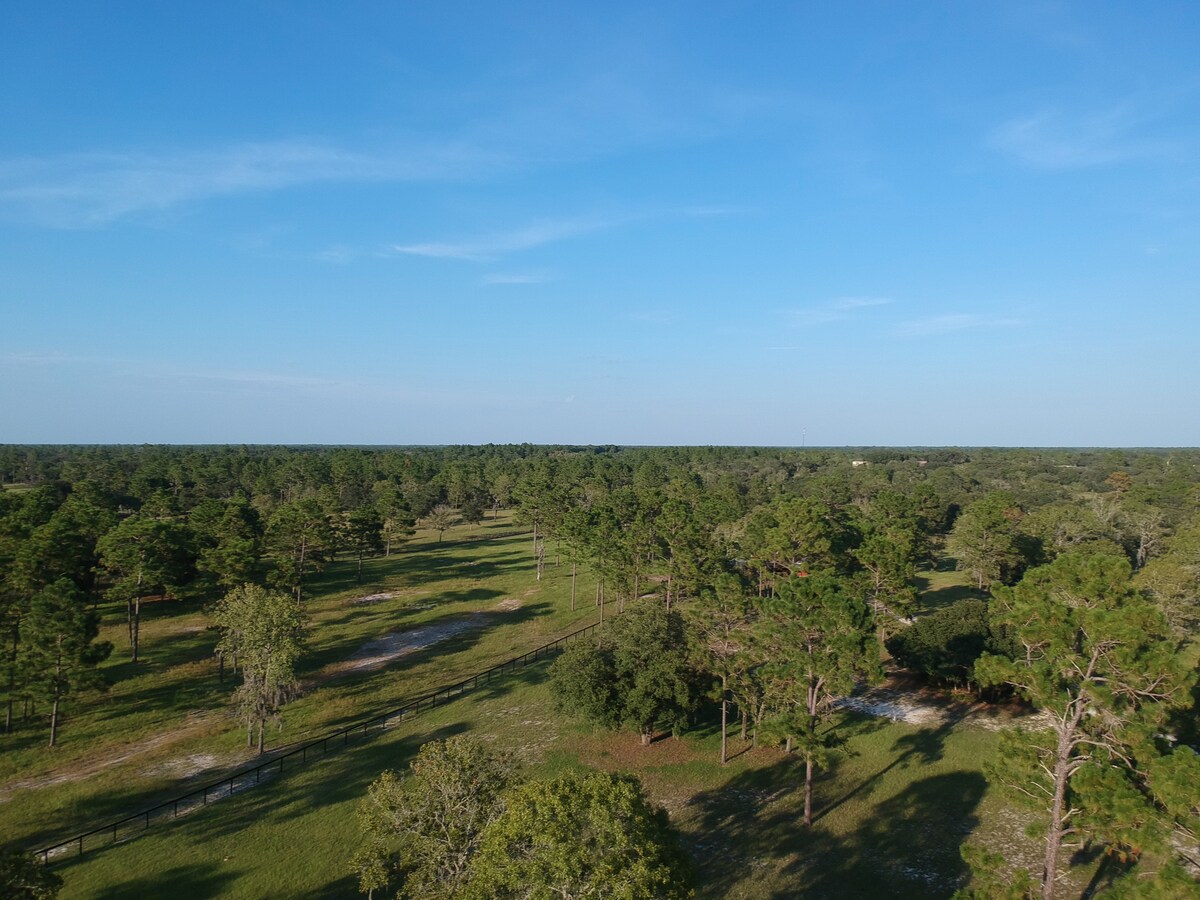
xmin=0 ymin=515 xmax=599 ymax=851
xmin=5 ymin=529 xmax=1113 ymax=898
xmin=51 ymin=662 xmax=1070 ymax=900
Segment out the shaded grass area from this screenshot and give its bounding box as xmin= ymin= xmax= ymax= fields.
xmin=51 ymin=662 xmax=1072 ymax=900
xmin=915 ymin=556 xmax=989 ymax=613
xmin=0 ymin=515 xmax=601 ymax=850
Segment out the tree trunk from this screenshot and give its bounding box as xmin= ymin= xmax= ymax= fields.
xmin=132 ymin=588 xmax=142 ymax=667
xmin=804 ymin=757 xmax=814 ymax=826
xmin=5 ymin=627 xmax=17 ymax=733
xmin=1042 ymin=740 xmax=1073 ymax=899
xmin=741 ymin=708 xmax=748 ymax=741
xmin=49 ymin=640 xmax=63 ymax=747
xmin=49 ymin=695 xmax=60 ymax=747
xmin=296 ymin=534 xmax=307 ymax=602
xmin=720 ymin=682 xmax=728 ymax=765
xmin=356 ymin=551 xmax=363 ymax=584
xmin=247 ymin=719 xmax=253 ymax=748
xmin=570 ymin=562 xmax=577 ymax=611
xmin=641 ymin=728 xmax=652 ymax=746
xmin=257 ymin=719 xmax=265 ymax=754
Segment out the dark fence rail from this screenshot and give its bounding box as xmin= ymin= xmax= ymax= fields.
xmin=36 ymin=618 xmax=600 ymax=865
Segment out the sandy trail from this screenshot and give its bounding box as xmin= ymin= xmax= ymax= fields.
xmin=0 ymin=710 xmax=227 ymax=801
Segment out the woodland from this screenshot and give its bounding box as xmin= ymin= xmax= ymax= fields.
xmin=0 ymin=444 xmax=1197 ymax=899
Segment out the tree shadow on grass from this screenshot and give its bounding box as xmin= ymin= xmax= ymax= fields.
xmin=170 ymin=721 xmax=474 ymax=846
xmin=683 ymin=728 xmax=984 ymax=899
xmin=62 ymin=862 xmax=239 ymax=900
xmin=815 ymin=717 xmax=957 ymax=823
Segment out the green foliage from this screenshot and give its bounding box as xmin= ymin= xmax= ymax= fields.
xmin=548 ymin=640 xmax=620 ymax=729
xmin=550 ymin=600 xmax=705 ymax=743
xmin=1134 ymin=517 xmax=1200 ymax=639
xmin=213 ymin=583 xmax=305 ymax=750
xmin=954 ymin=844 xmax=1035 ymax=899
xmin=754 ymin=572 xmax=881 ymax=823
xmin=424 ymin=503 xmax=457 ymax=542
xmin=191 ymin=497 xmax=262 ymax=590
xmin=466 ymin=770 xmax=693 ymax=900
xmin=18 ymin=579 xmax=111 ymax=745
xmin=948 ymin=492 xmax=1032 ymax=591
xmin=1105 ymin=861 xmax=1200 ymax=899
xmin=352 ymin=735 xmax=515 ymax=899
xmin=0 ymin=849 xmax=62 ymax=899
xmin=96 ymin=512 xmax=193 ymax=661
xmin=266 ymin=499 xmax=335 ymax=601
xmin=975 ymin=553 xmax=1195 ymax=897
xmin=885 ymin=599 xmax=1017 ymax=686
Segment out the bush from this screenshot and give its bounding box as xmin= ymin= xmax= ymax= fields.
xmin=886 ymin=600 xmax=1017 ymax=687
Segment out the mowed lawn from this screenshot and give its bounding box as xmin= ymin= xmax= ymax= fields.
xmin=0 ymin=515 xmax=600 ymax=852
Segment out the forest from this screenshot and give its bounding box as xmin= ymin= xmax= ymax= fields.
xmin=0 ymin=444 xmax=1197 ymax=899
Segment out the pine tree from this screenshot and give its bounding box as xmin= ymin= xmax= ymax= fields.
xmin=975 ymin=553 xmax=1195 ymax=899
xmin=19 ymin=579 xmax=111 ymax=746
xmin=755 ymin=572 xmax=881 ymax=825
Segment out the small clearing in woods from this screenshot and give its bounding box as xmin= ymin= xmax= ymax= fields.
xmin=840 ymin=672 xmax=1053 ymax=731
xmin=335 ymin=597 xmax=525 ymax=674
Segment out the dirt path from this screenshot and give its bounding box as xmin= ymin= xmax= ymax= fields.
xmin=2 ymin=594 xmax=529 ymax=801
xmin=0 ymin=709 xmax=230 ymax=801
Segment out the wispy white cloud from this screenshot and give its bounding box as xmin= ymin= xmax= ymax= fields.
xmin=791 ymin=296 xmax=893 ymax=326
xmin=391 ymin=216 xmax=617 ymax=262
xmin=896 ymin=313 xmax=1025 ymax=338
xmin=989 ymin=108 xmax=1173 ymax=169
xmin=315 ymin=245 xmax=358 ymax=264
xmin=481 ymin=272 xmax=553 ymax=285
xmin=831 ymin=296 xmax=892 ymax=310
xmin=0 ymin=139 xmax=502 ymax=227
xmin=393 ymin=204 xmax=742 ymax=264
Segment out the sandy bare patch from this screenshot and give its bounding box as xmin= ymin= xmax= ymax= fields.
xmin=341 ymin=620 xmax=479 ymax=672
xmin=0 ymin=710 xmax=225 ymax=801
xmin=334 ymin=599 xmax=527 ymax=675
xmin=838 ymin=693 xmax=945 ymax=727
xmin=347 ymin=591 xmax=397 ymax=606
xmin=838 ymin=674 xmax=1056 ymax=731
xmin=142 ymin=752 xmax=229 ymax=780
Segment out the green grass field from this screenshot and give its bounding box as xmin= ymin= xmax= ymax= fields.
xmin=4 ymin=529 xmax=1109 ymax=898
xmin=51 ymin=664 xmax=1033 ymax=900
xmin=0 ymin=515 xmax=599 ymax=852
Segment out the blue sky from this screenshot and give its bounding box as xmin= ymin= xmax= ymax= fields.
xmin=2 ymin=2 xmax=1198 ymax=445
